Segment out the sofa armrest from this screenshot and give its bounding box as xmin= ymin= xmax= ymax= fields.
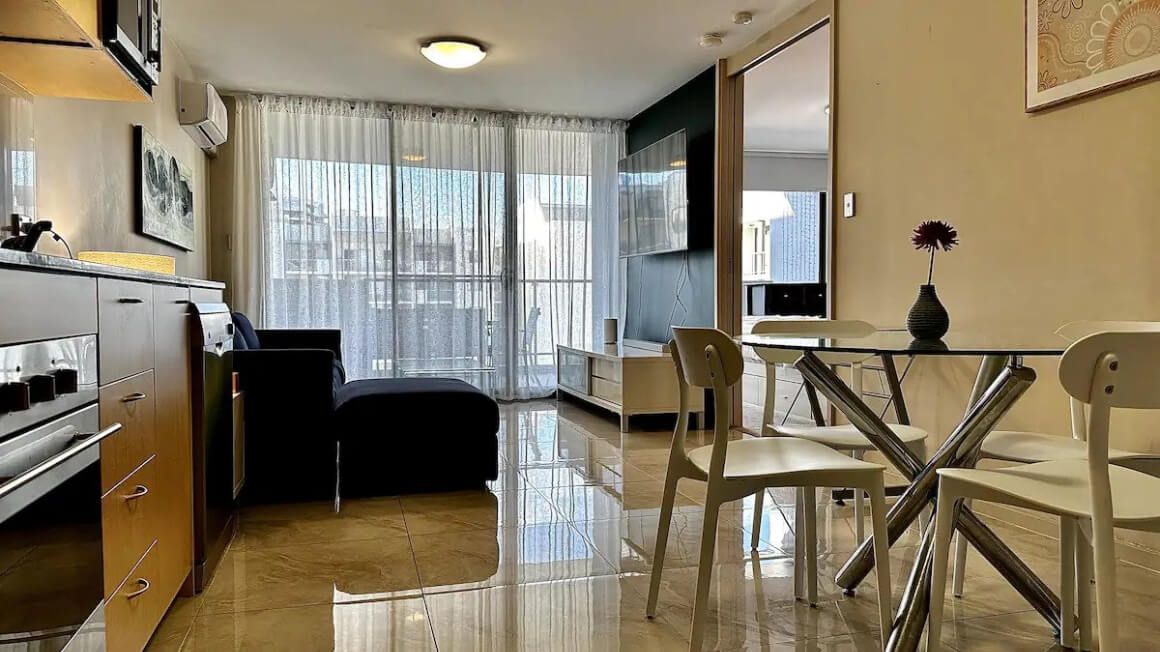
xmin=255 ymin=329 xmax=342 ymax=360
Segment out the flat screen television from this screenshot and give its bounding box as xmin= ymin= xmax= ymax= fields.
xmin=618 ymin=130 xmax=688 ymax=257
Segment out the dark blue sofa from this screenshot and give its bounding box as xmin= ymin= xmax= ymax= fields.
xmin=230 ymin=313 xmax=499 ymax=502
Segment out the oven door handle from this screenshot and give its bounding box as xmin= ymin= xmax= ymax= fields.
xmin=0 ymin=422 xmax=123 ymax=503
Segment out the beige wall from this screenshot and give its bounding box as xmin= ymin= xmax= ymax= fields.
xmin=32 ymin=37 xmax=210 ymax=278
xmin=832 ymin=2 xmax=1160 ymax=552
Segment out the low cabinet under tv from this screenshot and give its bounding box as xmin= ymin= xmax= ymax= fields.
xmin=556 ymin=341 xmax=705 ymax=432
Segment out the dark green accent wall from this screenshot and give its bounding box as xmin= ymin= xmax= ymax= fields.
xmin=623 ymin=66 xmax=716 ymax=343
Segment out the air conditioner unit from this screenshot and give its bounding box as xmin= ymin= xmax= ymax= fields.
xmin=179 ymin=81 xmax=228 ymax=150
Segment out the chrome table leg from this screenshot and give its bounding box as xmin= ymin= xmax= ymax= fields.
xmin=793 ymin=352 xmax=1063 ymax=652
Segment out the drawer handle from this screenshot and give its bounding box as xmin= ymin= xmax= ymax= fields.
xmin=117 ymin=297 xmax=146 ymax=304
xmin=122 ymin=484 xmax=149 ymax=501
xmin=124 ymin=578 xmax=151 ymax=600
xmin=121 ymin=392 xmax=148 ymax=403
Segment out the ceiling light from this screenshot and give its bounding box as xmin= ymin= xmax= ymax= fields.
xmin=669 ymin=158 xmax=686 ymax=168
xmin=733 ymin=11 xmax=753 ymax=25
xmin=700 ymin=33 xmax=724 ymax=48
xmin=401 ymin=153 xmax=425 ymax=162
xmin=420 ymin=39 xmax=487 ymax=69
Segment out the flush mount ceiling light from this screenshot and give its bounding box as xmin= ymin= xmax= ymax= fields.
xmin=420 ymin=38 xmax=487 ymax=69
xmin=700 ymin=33 xmax=724 ymax=48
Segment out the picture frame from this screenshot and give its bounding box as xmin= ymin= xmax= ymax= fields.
xmin=1025 ymin=0 xmax=1160 ymax=112
xmin=135 ymin=125 xmax=195 ymax=251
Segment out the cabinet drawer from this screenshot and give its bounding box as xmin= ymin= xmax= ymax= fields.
xmin=591 ymin=358 xmax=621 ymax=383
xmin=591 ymin=377 xmax=622 ymax=405
xmin=100 ymin=371 xmax=157 ymax=493
xmin=102 ymin=456 xmax=157 ymax=597
xmin=0 ymin=269 xmax=96 ymax=345
xmin=98 ymin=278 xmax=155 ymax=383
xmin=105 ymin=542 xmax=166 ymax=652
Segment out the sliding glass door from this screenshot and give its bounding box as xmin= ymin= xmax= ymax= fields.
xmin=255 ymin=97 xmax=622 ymax=399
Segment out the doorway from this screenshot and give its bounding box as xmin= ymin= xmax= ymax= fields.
xmin=714 ymin=10 xmax=834 ymax=432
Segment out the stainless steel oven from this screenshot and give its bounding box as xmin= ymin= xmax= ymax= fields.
xmin=0 ymin=336 xmax=120 ymax=651
xmin=102 ymin=0 xmax=162 ymax=90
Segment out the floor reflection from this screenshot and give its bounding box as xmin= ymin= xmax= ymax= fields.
xmin=147 ymin=400 xmax=1160 ymax=651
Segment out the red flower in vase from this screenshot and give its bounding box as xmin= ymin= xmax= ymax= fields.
xmin=911 ymin=220 xmax=958 ymax=284
xmin=911 ymin=220 xmax=959 ymax=252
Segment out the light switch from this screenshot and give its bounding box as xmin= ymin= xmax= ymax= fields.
xmin=843 ymin=192 xmax=856 ymax=218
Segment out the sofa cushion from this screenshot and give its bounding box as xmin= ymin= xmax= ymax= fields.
xmin=334 ymin=377 xmax=499 ymax=440
xmin=232 ymin=312 xmax=261 ymax=350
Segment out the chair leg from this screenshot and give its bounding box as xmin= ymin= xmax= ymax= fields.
xmin=1090 ymin=515 xmax=1118 ymax=652
xmin=645 ymin=468 xmax=682 ymax=618
xmin=853 ymin=451 xmax=866 ymax=544
xmin=803 ymin=485 xmax=818 ymax=606
xmin=794 ymin=486 xmax=806 ymax=601
xmin=689 ymin=491 xmax=723 ymax=652
xmin=867 ymin=477 xmax=893 ymax=638
xmin=1060 ymin=516 xmax=1077 ymax=649
xmin=952 ymin=498 xmax=971 ymax=597
xmin=1076 ymin=530 xmax=1093 ymax=651
xmin=751 ymin=489 xmax=764 ymax=551
xmin=928 ymin=486 xmax=957 ymax=652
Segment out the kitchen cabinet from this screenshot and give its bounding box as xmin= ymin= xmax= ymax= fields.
xmin=0 ymin=0 xmax=153 ymax=101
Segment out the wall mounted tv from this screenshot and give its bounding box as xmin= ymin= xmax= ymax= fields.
xmin=618 ymin=130 xmax=688 ymax=257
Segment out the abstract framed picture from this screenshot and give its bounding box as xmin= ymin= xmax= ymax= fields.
xmin=1026 ymin=0 xmax=1160 ymax=111
xmin=135 ymin=125 xmax=195 ymax=250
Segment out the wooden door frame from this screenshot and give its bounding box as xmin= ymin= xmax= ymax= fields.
xmin=715 ymin=0 xmax=836 ymax=427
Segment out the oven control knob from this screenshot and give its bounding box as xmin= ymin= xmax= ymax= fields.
xmin=0 ymin=382 xmax=31 ymax=413
xmin=25 ymin=374 xmax=56 ymax=403
xmin=50 ymin=368 xmax=79 ymax=394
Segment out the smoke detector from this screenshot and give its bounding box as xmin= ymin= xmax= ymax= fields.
xmin=700 ymin=33 xmax=724 ymax=48
xmin=733 ymin=11 xmax=753 ymax=25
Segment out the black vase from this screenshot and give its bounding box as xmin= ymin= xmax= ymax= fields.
xmin=907 ymin=284 xmax=949 ymax=340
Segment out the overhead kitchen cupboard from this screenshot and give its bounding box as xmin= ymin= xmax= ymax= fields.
xmin=0 ymin=0 xmax=160 ymax=101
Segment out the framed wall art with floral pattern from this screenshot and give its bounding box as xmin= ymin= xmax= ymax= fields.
xmin=1026 ymin=0 xmax=1160 ymax=111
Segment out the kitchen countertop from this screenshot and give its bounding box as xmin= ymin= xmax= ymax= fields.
xmin=0 ymin=249 xmax=225 ymax=289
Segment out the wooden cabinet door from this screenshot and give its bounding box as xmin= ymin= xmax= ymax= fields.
xmin=152 ymin=284 xmax=194 ymax=600
xmin=97 ymin=278 xmax=155 ymax=384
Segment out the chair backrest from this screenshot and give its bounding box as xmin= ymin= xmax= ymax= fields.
xmin=1059 ymin=330 xmax=1160 ymax=490
xmin=1054 ymin=321 xmax=1160 ymax=441
xmin=749 ymin=319 xmax=876 ymax=365
xmin=668 ymin=328 xmax=744 ymax=477
xmin=671 ymin=327 xmax=744 ymax=390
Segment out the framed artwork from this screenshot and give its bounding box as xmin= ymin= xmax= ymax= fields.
xmin=135 ymin=125 xmax=195 ymax=250
xmin=1026 ymin=0 xmax=1160 ymax=111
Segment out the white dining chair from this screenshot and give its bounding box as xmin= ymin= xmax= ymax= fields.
xmin=749 ymin=319 xmax=929 ymax=554
xmin=646 ymin=327 xmax=893 ymax=652
xmin=929 ymin=329 xmax=1160 ymax=652
xmin=950 ymin=321 xmax=1157 ymax=607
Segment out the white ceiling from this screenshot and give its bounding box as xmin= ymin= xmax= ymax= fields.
xmin=743 ymin=22 xmax=829 ymax=153
xmin=164 ymin=0 xmax=813 ymax=120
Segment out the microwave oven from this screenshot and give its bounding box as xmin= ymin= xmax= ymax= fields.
xmin=103 ymin=0 xmax=162 ymax=91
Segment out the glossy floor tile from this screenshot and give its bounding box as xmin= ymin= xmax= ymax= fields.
xmin=147 ymin=400 xmax=1160 ymax=651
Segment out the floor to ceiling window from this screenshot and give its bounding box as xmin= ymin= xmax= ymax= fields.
xmin=241 ymin=96 xmax=624 ymax=399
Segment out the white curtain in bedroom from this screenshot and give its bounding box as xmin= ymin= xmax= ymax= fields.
xmin=233 ymin=94 xmax=624 ymax=400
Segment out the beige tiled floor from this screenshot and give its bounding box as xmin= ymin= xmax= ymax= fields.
xmin=148 ymin=400 xmax=1160 ymax=651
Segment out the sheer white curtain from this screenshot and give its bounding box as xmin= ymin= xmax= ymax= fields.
xmin=233 ymin=94 xmax=624 ymax=399
xmin=510 ymin=116 xmax=624 ymax=397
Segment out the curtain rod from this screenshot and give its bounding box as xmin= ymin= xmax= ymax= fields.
xmin=224 ymin=90 xmax=628 ymax=130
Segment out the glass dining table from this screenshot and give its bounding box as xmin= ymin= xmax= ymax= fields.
xmin=739 ymin=329 xmax=1070 ymax=652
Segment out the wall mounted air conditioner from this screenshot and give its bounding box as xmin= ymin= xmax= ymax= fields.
xmin=179 ymin=81 xmax=228 ymax=151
